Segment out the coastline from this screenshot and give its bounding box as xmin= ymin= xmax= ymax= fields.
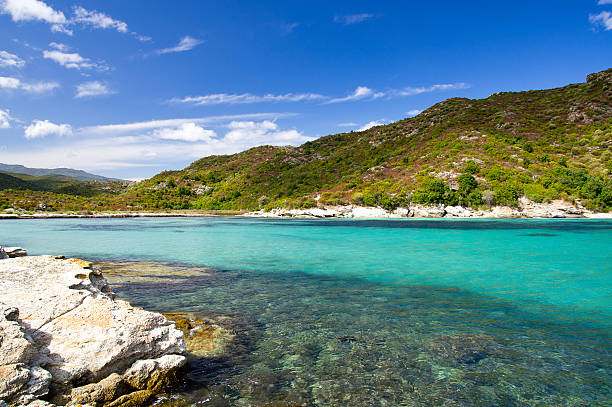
xmin=1 ymin=198 xmax=611 ymax=220
xmin=244 ymin=197 xmax=612 ymax=219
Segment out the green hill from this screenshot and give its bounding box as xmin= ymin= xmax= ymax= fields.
xmin=127 ymin=68 xmax=612 ymax=212
xmin=1 ymin=68 xmax=611 ymax=213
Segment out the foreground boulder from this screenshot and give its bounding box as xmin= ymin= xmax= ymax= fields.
xmin=0 ymin=256 xmax=187 ymax=406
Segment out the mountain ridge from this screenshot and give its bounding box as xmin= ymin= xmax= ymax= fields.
xmin=0 ymin=163 xmax=121 ymax=182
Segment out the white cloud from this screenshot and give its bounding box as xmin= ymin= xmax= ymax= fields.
xmin=135 ymin=34 xmax=152 ymax=42
xmin=171 ymin=92 xmax=326 ymax=105
xmin=406 ymin=109 xmax=423 ymax=117
xmin=338 ymin=122 xmax=358 ymax=127
xmin=1 ymin=0 xmax=66 ymax=24
xmin=0 ymin=108 xmax=13 ymax=128
xmin=72 ymin=6 xmax=128 ymax=33
xmin=0 ymin=50 xmax=25 ymax=68
xmin=2 ymin=117 xmax=310 ymax=171
xmin=157 ymin=36 xmax=203 ymax=54
xmin=0 ymin=76 xmax=59 ymax=93
xmin=590 ymin=11 xmax=612 ymax=30
xmin=25 ymin=120 xmax=72 ymax=139
xmin=153 ymin=123 xmax=216 ymax=142
xmin=325 ymin=86 xmax=384 ymax=104
xmin=50 ymin=23 xmax=72 ymax=35
xmin=0 ymin=76 xmax=20 ymax=89
xmin=335 ymin=13 xmax=374 ymax=25
xmin=79 ymin=113 xmax=295 ymax=136
xmin=224 ymin=120 xmax=311 ymax=146
xmin=49 ymin=42 xmax=70 ymax=51
xmin=358 ymin=120 xmax=386 ymax=131
xmin=75 ymin=81 xmax=114 ymax=98
xmin=43 ymin=49 xmax=107 ymax=70
xmin=397 ymin=83 xmax=470 ymax=96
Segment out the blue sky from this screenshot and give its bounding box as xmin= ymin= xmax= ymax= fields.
xmin=0 ymin=0 xmax=610 ymax=179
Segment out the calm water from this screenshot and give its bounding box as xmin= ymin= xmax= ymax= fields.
xmin=2 ymin=217 xmax=611 ymax=406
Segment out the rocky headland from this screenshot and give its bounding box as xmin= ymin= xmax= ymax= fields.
xmin=0 ymin=255 xmax=188 ymax=407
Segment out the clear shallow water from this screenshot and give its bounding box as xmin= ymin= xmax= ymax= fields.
xmin=2 ymin=217 xmax=612 ymax=406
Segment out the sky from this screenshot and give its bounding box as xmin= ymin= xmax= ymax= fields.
xmin=0 ymin=0 xmax=610 ymax=179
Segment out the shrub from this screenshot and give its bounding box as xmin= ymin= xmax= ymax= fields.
xmin=463 ymin=160 xmax=480 ymax=174
xmin=351 ymin=192 xmax=364 ymax=205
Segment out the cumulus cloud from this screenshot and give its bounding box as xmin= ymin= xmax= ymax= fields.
xmin=25 ymin=119 xmax=72 ymax=139
xmin=335 ymin=13 xmax=374 ymax=25
xmin=357 ymin=120 xmax=386 ymax=131
xmin=0 ymin=76 xmax=59 ymax=93
xmin=153 ymin=123 xmax=216 ymax=142
xmin=590 ymin=11 xmax=612 ymax=30
xmin=43 ymin=49 xmax=108 ymax=70
xmin=325 ymin=86 xmax=384 ymax=104
xmin=171 ymin=92 xmax=326 ymax=105
xmin=1 ymin=1 xmax=148 ymax=38
xmin=75 ymin=81 xmax=114 ymax=98
xmin=72 ymin=6 xmax=127 ymax=33
xmin=406 ymin=109 xmax=423 ymax=117
xmin=157 ymin=36 xmax=203 ymax=54
xmin=2 ymin=116 xmax=309 ymax=171
xmin=1 ymin=0 xmax=66 ymax=24
xmin=0 ymin=108 xmax=13 ymax=128
xmin=0 ymin=50 xmax=25 ymax=68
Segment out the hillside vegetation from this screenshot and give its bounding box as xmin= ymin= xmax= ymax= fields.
xmin=2 ymin=69 xmax=611 ymax=213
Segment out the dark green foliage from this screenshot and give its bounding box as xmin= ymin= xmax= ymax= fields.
xmin=412 ymin=178 xmax=457 ymax=206
xmin=463 ymin=161 xmax=480 ymax=174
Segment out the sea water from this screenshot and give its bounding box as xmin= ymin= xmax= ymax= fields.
xmin=2 ymin=217 xmax=611 ymax=406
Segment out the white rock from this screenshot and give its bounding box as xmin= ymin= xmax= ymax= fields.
xmin=0 ymin=256 xmax=186 ymax=395
xmin=410 ymin=204 xmax=446 ymax=218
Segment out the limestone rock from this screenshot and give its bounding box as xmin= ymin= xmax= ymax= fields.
xmin=410 ymin=204 xmax=446 ymax=218
xmin=0 ymin=364 xmax=31 ymax=401
xmin=0 ymin=256 xmax=186 ymax=401
xmin=122 ymin=355 xmax=186 ymax=391
xmin=105 ymin=389 xmax=154 ymax=407
xmin=0 ymin=305 xmax=37 ymax=366
xmin=70 ymin=373 xmax=127 ymax=406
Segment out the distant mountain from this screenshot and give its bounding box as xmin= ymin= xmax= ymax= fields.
xmin=0 ymin=164 xmax=120 ymax=182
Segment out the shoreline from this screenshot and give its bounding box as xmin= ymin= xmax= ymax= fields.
xmin=1 ymin=199 xmax=611 ymax=220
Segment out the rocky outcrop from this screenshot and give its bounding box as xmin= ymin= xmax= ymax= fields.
xmin=0 ymin=256 xmax=187 ymax=407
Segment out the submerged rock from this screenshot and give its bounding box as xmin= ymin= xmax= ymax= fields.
xmin=429 ymin=334 xmax=500 ymax=364
xmin=0 ymin=256 xmax=187 ymax=407
xmin=164 ymin=312 xmax=236 ymax=359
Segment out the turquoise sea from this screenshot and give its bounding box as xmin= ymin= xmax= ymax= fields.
xmin=2 ymin=217 xmax=611 ymax=406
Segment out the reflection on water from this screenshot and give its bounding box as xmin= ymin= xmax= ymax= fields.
xmin=103 ymin=262 xmax=612 ymax=407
